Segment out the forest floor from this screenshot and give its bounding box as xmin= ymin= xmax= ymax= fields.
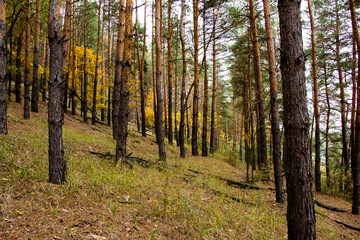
xmin=1 ymin=100 xmax=360 ymax=239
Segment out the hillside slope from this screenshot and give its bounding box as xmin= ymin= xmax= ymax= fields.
xmin=0 ymin=101 xmax=359 ymax=239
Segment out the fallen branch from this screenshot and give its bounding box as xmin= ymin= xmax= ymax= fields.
xmin=314 ymin=200 xmax=348 ymax=213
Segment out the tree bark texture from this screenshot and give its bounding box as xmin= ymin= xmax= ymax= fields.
xmin=210 ymin=8 xmax=217 ymax=154
xmin=278 ymin=0 xmax=316 ymax=238
xmin=83 ymin=0 xmax=88 ymax=123
xmin=48 ymin=0 xmax=66 ymax=184
xmin=202 ymin=7 xmax=208 ymax=157
xmin=0 ymin=0 xmax=6 ymax=135
xmin=113 ymin=0 xmax=125 ymax=139
xmin=116 ymin=0 xmax=133 ymax=165
xmin=167 ymin=0 xmax=173 ymax=144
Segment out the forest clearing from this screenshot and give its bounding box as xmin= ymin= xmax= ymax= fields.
xmin=1 ymin=0 xmax=360 ymax=239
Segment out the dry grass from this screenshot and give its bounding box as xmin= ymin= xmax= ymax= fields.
xmin=0 ymin=101 xmax=359 ymax=239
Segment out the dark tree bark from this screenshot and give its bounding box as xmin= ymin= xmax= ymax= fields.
xmin=92 ymin=0 xmax=102 ymax=125
xmin=139 ymin=0 xmax=147 ymax=136
xmin=23 ymin=0 xmax=31 ymax=120
xmin=262 ymin=0 xmax=285 ymax=202
xmin=201 ymin=6 xmax=208 ymax=157
xmin=0 ymin=0 xmax=7 ymax=135
xmin=191 ymin=0 xmax=199 ymax=156
xmin=210 ymin=8 xmax=217 ymax=154
xmin=278 ymin=0 xmax=316 ymax=238
xmin=83 ymin=0 xmax=88 ymax=123
xmin=63 ymin=0 xmax=71 ymax=114
xmin=48 ymin=0 xmax=66 ymax=184
xmin=15 ymin=32 xmax=23 ymax=104
xmin=116 ymin=0 xmax=133 ymax=165
xmin=71 ymin=2 xmax=76 ymax=115
xmin=167 ymin=0 xmax=173 ymax=144
xmin=113 ymin=0 xmax=125 ymax=139
xmin=155 ymin=0 xmax=166 ymax=161
xmin=31 ymin=0 xmax=41 ymax=113
xmin=249 ymin=0 xmax=267 ymax=170
xmin=349 ymin=0 xmax=360 ymax=215
xmin=179 ymin=0 xmax=186 ymax=158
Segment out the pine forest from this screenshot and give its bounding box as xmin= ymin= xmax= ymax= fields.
xmin=1 ymin=0 xmax=360 ymax=239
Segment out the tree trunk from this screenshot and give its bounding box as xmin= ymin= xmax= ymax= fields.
xmin=202 ymin=7 xmax=208 ymax=157
xmin=179 ymin=0 xmax=186 ymax=158
xmin=155 ymin=0 xmax=166 ymax=161
xmin=62 ymin=0 xmax=71 ymax=114
xmin=0 ymin=0 xmax=7 ymax=135
xmin=278 ymin=0 xmax=316 ymax=238
xmin=113 ymin=0 xmax=125 ymax=139
xmin=116 ymin=0 xmax=133 ymax=165
xmin=324 ymin=56 xmax=331 ymax=188
xmin=48 ymin=0 xmax=66 ymax=184
xmin=349 ymin=0 xmax=360 ymax=215
xmin=140 ymin=0 xmax=147 ymax=136
xmin=24 ymin=0 xmax=31 ymax=120
xmin=31 ymin=0 xmax=41 ymax=113
xmin=83 ymin=0 xmax=88 ymax=123
xmin=307 ymin=0 xmax=321 ymax=192
xmin=92 ymin=0 xmax=102 ymax=125
xmin=249 ymin=0 xmax=267 ymax=169
xmin=335 ymin=0 xmax=349 ymax=182
xmin=42 ymin=39 xmax=49 ymax=102
xmin=167 ymin=0 xmax=173 ymax=144
xmin=262 ymin=0 xmax=284 ymax=203
xmin=210 ymin=8 xmax=217 ymax=154
xmin=233 ymin=106 xmax=237 ymax=151
xmin=15 ymin=32 xmax=23 ymax=104
xmin=152 ymin=0 xmax=157 ymax=122
xmin=71 ymin=2 xmax=76 ymax=115
xmin=191 ymin=0 xmax=199 ymax=156
xmin=100 ymin=2 xmax=105 ymax=122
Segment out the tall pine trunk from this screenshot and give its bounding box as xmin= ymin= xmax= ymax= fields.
xmin=262 ymin=0 xmax=285 ymax=203
xmin=23 ymin=0 xmax=31 ymax=120
xmin=179 ymin=0 xmax=186 ymax=158
xmin=249 ymin=0 xmax=267 ymax=169
xmin=140 ymin=0 xmax=147 ymax=136
xmin=0 ymin=0 xmax=6 ymax=135
xmin=92 ymin=0 xmax=102 ymax=125
xmin=202 ymin=7 xmax=208 ymax=157
xmin=210 ymin=8 xmax=217 ymax=154
xmin=113 ymin=0 xmax=125 ymax=139
xmin=62 ymin=0 xmax=71 ymax=114
xmin=155 ymin=0 xmax=166 ymax=161
xmin=116 ymin=0 xmax=133 ymax=164
xmin=349 ymin=0 xmax=360 ymax=215
xmin=167 ymin=0 xmax=173 ymax=144
xmin=278 ymin=0 xmax=316 ymax=238
xmin=48 ymin=0 xmax=66 ymax=184
xmin=31 ymin=0 xmax=41 ymax=113
xmin=191 ymin=0 xmax=199 ymax=156
xmin=83 ymin=0 xmax=89 ymax=123
xmin=307 ymin=0 xmax=321 ymax=192
xmin=15 ymin=32 xmax=23 ymax=104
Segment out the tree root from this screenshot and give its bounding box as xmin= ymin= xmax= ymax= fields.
xmin=314 ymin=200 xmax=348 ymax=213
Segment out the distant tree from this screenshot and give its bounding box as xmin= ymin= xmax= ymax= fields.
xmin=31 ymin=0 xmax=41 ymax=113
xmin=23 ymin=0 xmax=30 ymax=119
xmin=15 ymin=30 xmax=23 ymax=104
xmin=92 ymin=0 xmax=102 ymax=125
xmin=179 ymin=0 xmax=186 ymax=158
xmin=48 ymin=0 xmax=66 ymax=184
xmin=83 ymin=0 xmax=89 ymax=123
xmin=63 ymin=0 xmax=71 ymax=114
xmin=278 ymin=0 xmax=316 ymax=238
xmin=167 ymin=0 xmax=173 ymax=144
xmin=155 ymin=0 xmax=166 ymax=161
xmin=0 ymin=0 xmax=7 ymax=135
xmin=191 ymin=0 xmax=199 ymax=156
